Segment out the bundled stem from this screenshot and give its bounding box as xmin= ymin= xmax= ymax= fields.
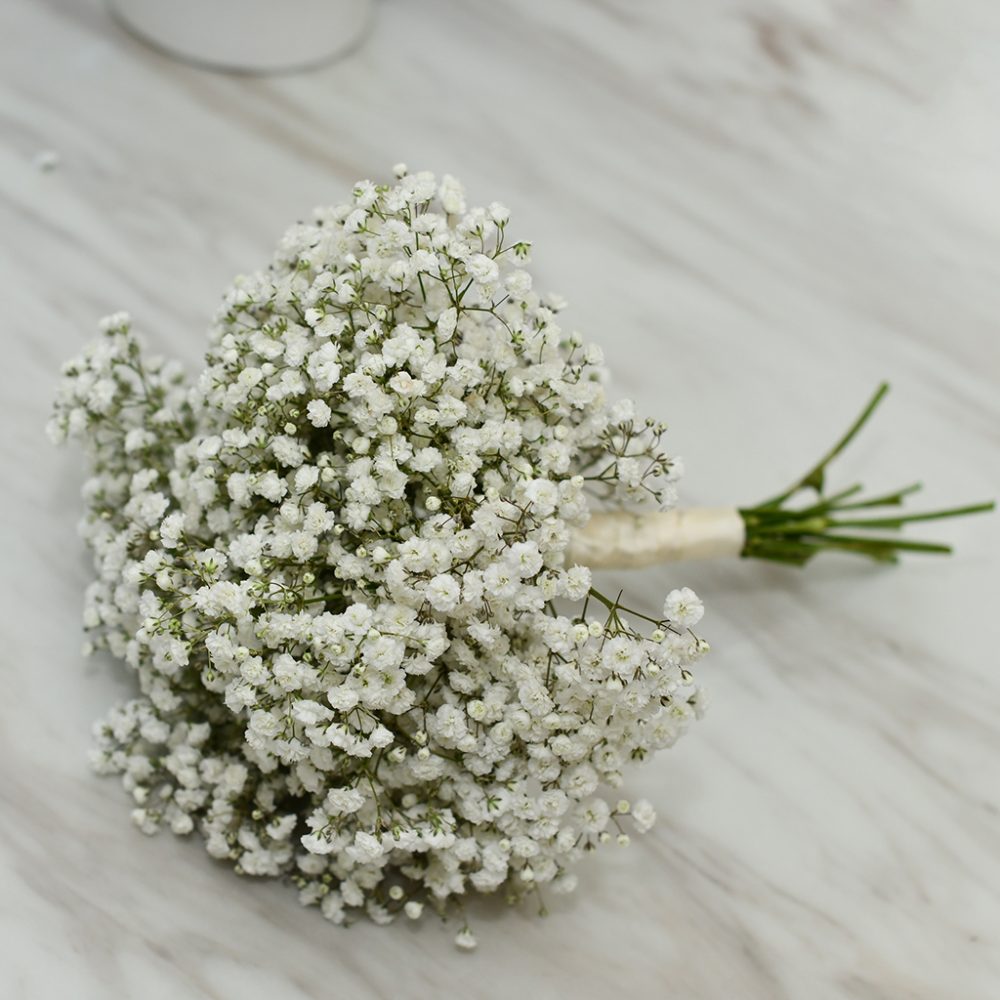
xmin=739 ymin=383 xmax=994 ymax=566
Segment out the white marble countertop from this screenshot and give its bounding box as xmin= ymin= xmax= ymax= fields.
xmin=2 ymin=1 xmax=998 ymax=997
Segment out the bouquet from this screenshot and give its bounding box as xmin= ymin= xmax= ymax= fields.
xmin=49 ymin=167 xmax=991 ymax=948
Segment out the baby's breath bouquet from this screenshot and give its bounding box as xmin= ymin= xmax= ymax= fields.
xmin=49 ymin=167 xmax=991 ymax=947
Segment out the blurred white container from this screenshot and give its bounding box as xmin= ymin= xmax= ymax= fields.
xmin=109 ymin=0 xmax=374 ymax=74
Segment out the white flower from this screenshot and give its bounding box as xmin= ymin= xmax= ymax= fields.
xmin=454 ymin=928 xmax=477 ymax=951
xmin=483 ymin=562 xmax=518 ymax=599
xmin=126 ymin=491 xmax=169 ymax=528
xmin=505 ymin=269 xmax=532 ymax=299
xmin=347 ymin=831 xmax=384 ymax=864
xmin=507 ymin=541 xmax=543 ymax=579
xmin=438 ymin=174 xmax=467 ymax=215
xmin=306 ymin=399 xmax=332 ymax=427
xmin=325 ymin=786 xmax=365 ymax=815
xmin=564 ymin=565 xmax=592 ymax=601
xmin=488 ymin=202 xmax=510 ymax=225
xmin=662 ymin=587 xmax=704 ymax=628
xmin=631 ymin=798 xmax=656 ymax=834
xmin=425 ymin=573 xmax=461 ymax=612
xmin=327 ymin=685 xmax=359 ymax=712
xmin=292 ymin=700 xmax=333 ymax=726
xmin=301 ymin=832 xmax=336 ymax=855
xmin=466 ymin=253 xmax=499 ymax=285
xmin=193 ymin=581 xmax=253 ymax=620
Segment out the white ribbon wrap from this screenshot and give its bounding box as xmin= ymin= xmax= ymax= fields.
xmin=566 ymin=507 xmax=746 ymax=569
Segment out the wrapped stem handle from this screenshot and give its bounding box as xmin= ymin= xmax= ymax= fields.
xmin=567 ymin=507 xmax=745 ymax=568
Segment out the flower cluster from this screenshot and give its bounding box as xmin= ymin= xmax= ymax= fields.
xmin=49 ymin=167 xmax=706 ymax=945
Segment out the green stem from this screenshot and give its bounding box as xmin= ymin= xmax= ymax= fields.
xmin=832 ymin=482 xmax=923 ymax=510
xmin=827 ymin=501 xmax=995 ymax=530
xmin=739 ymin=383 xmax=994 ymax=566
xmin=758 ymin=382 xmax=889 ymax=509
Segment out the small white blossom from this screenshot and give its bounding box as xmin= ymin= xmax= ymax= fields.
xmin=663 ymin=587 xmax=704 ymax=628
xmin=454 ymin=928 xmax=477 ymax=951
xmin=306 ymin=399 xmax=332 ymax=427
xmin=631 ymin=799 xmax=657 ymax=834
xmin=425 ymin=573 xmax=461 ymax=612
xmin=466 ymin=253 xmax=499 ymax=285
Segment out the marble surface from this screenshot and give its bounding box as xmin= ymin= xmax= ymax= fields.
xmin=2 ymin=1 xmax=998 ymax=997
